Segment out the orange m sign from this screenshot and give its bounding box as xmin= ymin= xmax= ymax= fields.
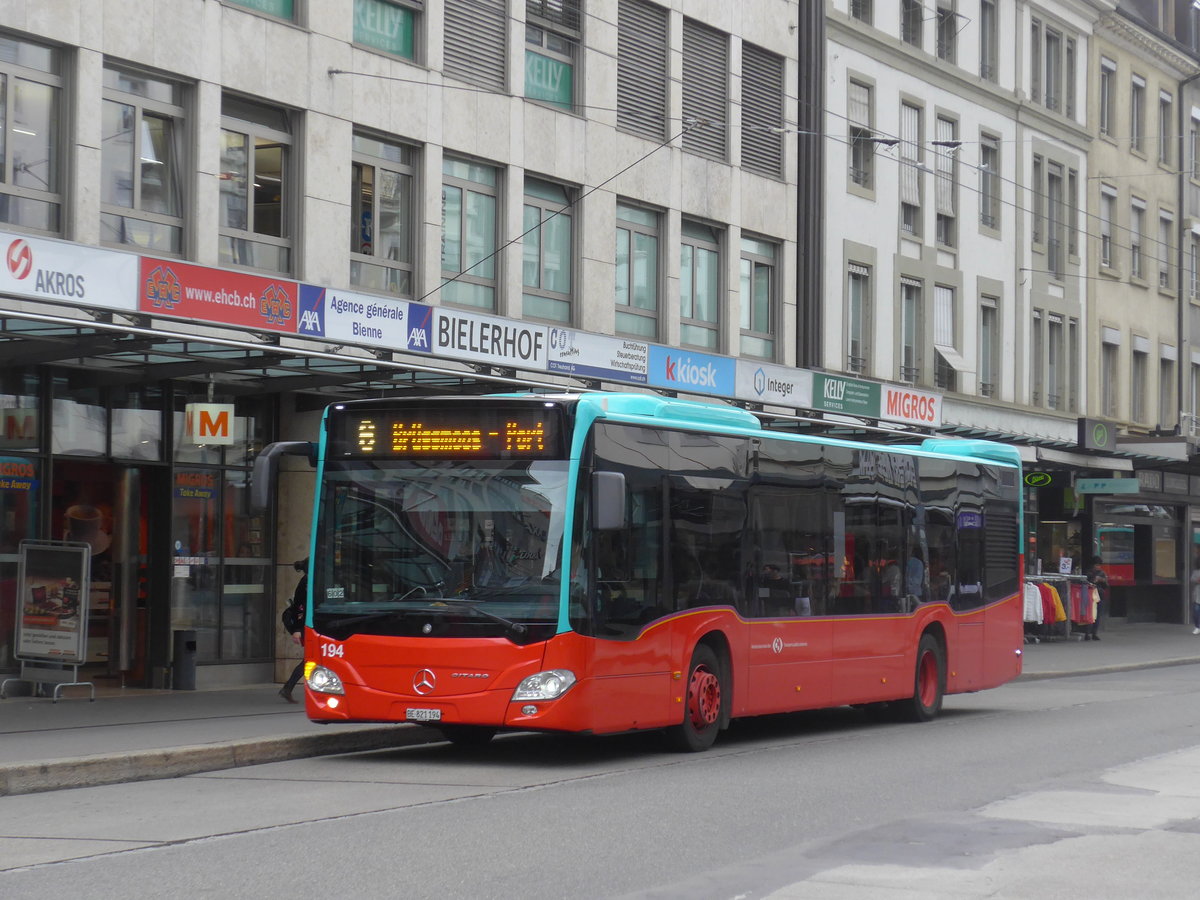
xmin=184 ymin=403 xmax=236 ymax=446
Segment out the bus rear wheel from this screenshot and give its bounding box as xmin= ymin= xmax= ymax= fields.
xmin=439 ymin=725 xmax=497 ymax=747
xmin=666 ymin=644 xmax=723 ymax=752
xmin=901 ymin=633 xmax=945 ymax=722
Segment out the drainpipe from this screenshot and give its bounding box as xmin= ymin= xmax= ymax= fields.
xmin=795 ymin=1 xmax=824 ymax=369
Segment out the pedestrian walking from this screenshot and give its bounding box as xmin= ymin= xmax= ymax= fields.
xmin=1085 ymin=556 xmax=1108 ymax=641
xmin=279 ymin=558 xmax=308 ymax=702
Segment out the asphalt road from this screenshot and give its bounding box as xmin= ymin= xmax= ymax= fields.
xmin=2 ymin=665 xmax=1199 ymax=899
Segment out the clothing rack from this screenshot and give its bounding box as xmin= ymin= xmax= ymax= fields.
xmin=1023 ymin=574 xmax=1094 ymax=643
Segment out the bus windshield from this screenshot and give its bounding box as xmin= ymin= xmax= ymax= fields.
xmin=312 ymin=459 xmax=569 ymax=644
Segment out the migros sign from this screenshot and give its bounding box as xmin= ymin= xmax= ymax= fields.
xmin=184 ymin=403 xmax=236 ymax=446
xmin=882 ymin=385 xmax=942 ymax=427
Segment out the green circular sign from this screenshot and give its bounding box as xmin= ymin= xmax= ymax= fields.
xmin=1092 ymin=422 xmax=1109 ymax=448
xmin=1025 ymin=472 xmax=1052 ymax=487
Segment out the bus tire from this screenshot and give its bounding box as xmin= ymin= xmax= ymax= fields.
xmin=439 ymin=725 xmax=497 ymax=747
xmin=666 ymin=644 xmax=723 ymax=752
xmin=902 ymin=633 xmax=945 ymax=723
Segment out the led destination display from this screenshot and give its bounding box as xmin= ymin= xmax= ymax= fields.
xmin=331 ymin=404 xmax=565 ymax=459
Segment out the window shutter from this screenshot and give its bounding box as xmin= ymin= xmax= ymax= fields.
xmin=934 ymin=285 xmax=955 ymax=347
xmin=935 ymin=117 xmax=955 ymax=215
xmin=682 ymin=18 xmax=728 ymax=160
xmin=445 ymin=0 xmax=506 ymax=92
xmin=741 ymin=43 xmax=783 ymax=177
xmin=617 ymin=0 xmax=668 ymax=140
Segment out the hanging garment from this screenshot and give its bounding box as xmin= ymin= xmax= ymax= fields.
xmin=1023 ymin=581 xmax=1044 ymax=623
xmin=1036 ymin=582 xmax=1056 ymax=623
xmin=1048 ymin=583 xmax=1067 ymax=623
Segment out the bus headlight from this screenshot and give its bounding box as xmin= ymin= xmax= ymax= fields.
xmin=512 ymin=669 xmax=576 ymax=701
xmin=307 ymin=665 xmax=344 ymax=695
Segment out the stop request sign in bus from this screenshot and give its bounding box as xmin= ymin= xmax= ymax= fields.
xmin=254 ymin=391 xmax=1023 ymax=751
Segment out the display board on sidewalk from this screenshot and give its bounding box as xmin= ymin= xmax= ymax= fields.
xmin=14 ymin=540 xmax=91 ymax=664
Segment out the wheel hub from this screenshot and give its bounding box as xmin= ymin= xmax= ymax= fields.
xmin=688 ymin=665 xmax=721 ymax=728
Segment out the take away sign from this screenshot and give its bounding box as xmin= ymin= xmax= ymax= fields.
xmin=184 ymin=403 xmax=236 ymax=446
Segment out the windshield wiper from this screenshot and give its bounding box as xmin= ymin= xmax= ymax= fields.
xmin=442 ymin=599 xmax=527 ymax=637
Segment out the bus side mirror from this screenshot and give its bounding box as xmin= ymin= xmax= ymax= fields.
xmin=250 ymin=441 xmax=316 ymax=513
xmin=592 ymin=471 xmax=626 ymax=531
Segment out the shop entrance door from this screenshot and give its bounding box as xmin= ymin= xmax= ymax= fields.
xmin=52 ymin=461 xmax=157 ymax=684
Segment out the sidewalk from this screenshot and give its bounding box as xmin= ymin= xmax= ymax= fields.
xmin=2 ymin=622 xmax=1198 ymax=797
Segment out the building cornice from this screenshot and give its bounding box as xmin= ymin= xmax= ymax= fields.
xmin=1099 ymin=13 xmax=1200 ymax=79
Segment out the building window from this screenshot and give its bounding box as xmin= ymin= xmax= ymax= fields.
xmin=1031 ymin=310 xmax=1043 ymax=405
xmin=1131 ymin=200 xmax=1145 ymax=281
xmin=934 ymin=115 xmax=956 ymax=247
xmin=899 ymin=102 xmax=922 ymax=235
xmin=739 ymin=236 xmax=775 ymax=360
xmin=899 ymin=277 xmax=922 ymax=383
xmin=1102 ymin=339 xmax=1119 ymax=418
xmin=1100 ymin=186 xmax=1116 ymax=269
xmin=1191 ymin=235 xmax=1199 ymax=300
xmin=526 ymin=0 xmax=580 ymax=111
xmin=1030 ymin=18 xmax=1041 ymax=103
xmin=1160 ymin=354 xmax=1175 ymax=428
xmin=617 ymin=0 xmax=668 ymax=141
xmin=353 ymin=0 xmax=421 ymax=61
xmin=933 ymin=284 xmax=959 ymax=392
xmin=522 ymin=176 xmax=574 ymax=323
xmin=224 ymin=0 xmax=295 ymax=19
xmin=1099 ymin=58 xmax=1115 ymax=137
xmin=1031 ymin=155 xmax=1043 ymax=245
xmin=441 ymin=157 xmax=499 ymax=311
xmin=980 ymin=296 xmax=998 ymax=398
xmin=1191 ymin=117 xmax=1200 ymax=179
xmin=850 ymin=0 xmax=872 ymax=24
xmin=1065 ymin=38 xmax=1075 ymax=118
xmin=1159 ymin=211 xmax=1174 ymax=290
xmin=680 ymin=220 xmax=721 ymax=350
xmin=901 ymin=0 xmax=923 ymax=49
xmin=741 ymin=43 xmax=784 ymax=178
xmin=1131 ymin=75 xmax=1146 ymax=153
xmin=848 ymin=80 xmax=874 ymax=189
xmin=1067 ymin=168 xmax=1078 ymax=257
xmin=350 ymin=132 xmax=415 ymax=296
xmin=979 ymin=133 xmax=999 ymax=229
xmin=615 ymin=202 xmax=659 ymax=339
xmin=1044 ymin=27 xmax=1062 ymax=111
xmin=1132 ymin=347 xmax=1148 ymax=423
xmin=847 ymin=263 xmax=871 ymax=375
xmin=979 ymin=0 xmax=997 ymax=81
xmin=1047 ymin=314 xmax=1063 ymax=409
xmin=936 ymin=3 xmax=957 ymax=63
xmin=100 ymin=64 xmax=185 ymax=254
xmin=1046 ymin=162 xmax=1063 ymax=276
xmin=219 ymin=95 xmax=292 ymax=273
xmin=1068 ymin=317 xmax=1079 ymax=412
xmin=445 ymin=0 xmax=505 ymax=91
xmin=1159 ymin=90 xmax=1173 ymax=166
xmin=0 ymin=33 xmax=62 ymax=233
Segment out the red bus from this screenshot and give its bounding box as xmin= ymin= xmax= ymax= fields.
xmin=255 ymin=392 xmax=1024 ymax=751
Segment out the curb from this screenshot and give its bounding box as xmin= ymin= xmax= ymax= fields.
xmin=0 ymin=724 xmax=441 ymax=798
xmin=1016 ymin=656 xmax=1200 ymax=682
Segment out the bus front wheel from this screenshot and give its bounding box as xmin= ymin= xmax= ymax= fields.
xmin=666 ymin=644 xmax=723 ymax=752
xmin=901 ymin=633 xmax=945 ymax=722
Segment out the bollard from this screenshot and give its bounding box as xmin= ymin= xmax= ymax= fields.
xmin=172 ymin=629 xmax=198 ymax=690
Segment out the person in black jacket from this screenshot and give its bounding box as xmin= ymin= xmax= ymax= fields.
xmin=1085 ymin=556 xmax=1108 ymax=642
xmin=279 ymin=558 xmax=307 ymax=702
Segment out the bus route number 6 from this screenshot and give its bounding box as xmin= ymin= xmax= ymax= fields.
xmin=321 ymin=642 xmax=345 ymax=658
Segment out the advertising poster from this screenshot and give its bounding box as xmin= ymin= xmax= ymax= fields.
xmin=138 ymin=258 xmax=299 ymax=333
xmin=15 ymin=541 xmax=91 ymax=663
xmin=1 ymin=230 xmax=138 ymax=312
xmin=547 ymin=328 xmax=648 ymax=384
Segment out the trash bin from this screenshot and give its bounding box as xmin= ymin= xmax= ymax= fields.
xmin=172 ymin=629 xmax=197 ymax=691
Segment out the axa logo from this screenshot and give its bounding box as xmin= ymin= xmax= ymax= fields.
xmin=259 ymin=284 xmax=293 ymax=325
xmin=6 ymin=239 xmax=32 ymax=280
xmin=297 ymin=287 xmax=325 ymax=336
xmin=299 ymin=309 xmax=321 ymax=332
xmin=407 ymin=304 xmax=432 ymax=352
xmin=144 ymin=265 xmax=182 ymax=309
xmin=664 ymin=354 xmax=718 ymax=388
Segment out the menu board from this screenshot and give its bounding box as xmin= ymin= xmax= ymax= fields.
xmin=15 ymin=541 xmax=91 ymax=664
